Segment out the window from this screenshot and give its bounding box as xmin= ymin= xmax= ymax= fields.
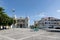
xmin=45 ymin=22 xmax=48 ymax=24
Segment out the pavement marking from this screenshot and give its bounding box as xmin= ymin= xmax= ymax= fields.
xmin=41 ymin=35 xmax=60 ymax=39
xmin=17 ymin=33 xmax=44 ymax=40
xmin=0 ymin=35 xmax=15 ymax=40
xmin=18 ymin=32 xmax=60 ymax=40
xmin=0 ymin=29 xmax=60 ymax=40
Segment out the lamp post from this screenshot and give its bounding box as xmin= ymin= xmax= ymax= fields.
xmin=12 ymin=9 xmax=15 ymax=24
xmin=12 ymin=9 xmax=15 ymax=28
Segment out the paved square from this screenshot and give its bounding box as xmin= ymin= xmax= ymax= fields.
xmin=0 ymin=28 xmax=60 ymax=40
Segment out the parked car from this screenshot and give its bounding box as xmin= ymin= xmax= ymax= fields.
xmin=55 ymin=27 xmax=60 ymax=29
xmin=0 ymin=26 xmax=7 ymax=30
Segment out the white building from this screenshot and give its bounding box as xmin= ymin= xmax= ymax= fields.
xmin=16 ymin=17 xmax=29 ymax=28
xmin=11 ymin=14 xmax=29 ymax=28
xmin=34 ymin=17 xmax=60 ymax=29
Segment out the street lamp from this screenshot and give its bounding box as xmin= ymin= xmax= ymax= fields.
xmin=12 ymin=9 xmax=17 ymax=28
xmin=12 ymin=9 xmax=15 ymax=24
xmin=11 ymin=9 xmax=15 ymax=28
xmin=12 ymin=9 xmax=15 ymax=15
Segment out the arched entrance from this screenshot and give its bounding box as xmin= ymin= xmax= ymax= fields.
xmin=20 ymin=24 xmax=22 ymax=28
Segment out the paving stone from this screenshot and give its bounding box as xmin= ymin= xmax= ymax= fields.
xmin=0 ymin=28 xmax=60 ymax=40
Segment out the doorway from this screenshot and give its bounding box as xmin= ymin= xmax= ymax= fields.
xmin=20 ymin=24 xmax=22 ymax=28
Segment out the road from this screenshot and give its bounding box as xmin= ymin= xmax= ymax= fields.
xmin=0 ymin=28 xmax=60 ymax=40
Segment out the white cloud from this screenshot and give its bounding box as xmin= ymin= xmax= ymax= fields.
xmin=31 ymin=12 xmax=47 ymax=21
xmin=38 ymin=13 xmax=45 ymax=17
xmin=35 ymin=12 xmax=46 ymax=17
xmin=57 ymin=10 xmax=60 ymax=12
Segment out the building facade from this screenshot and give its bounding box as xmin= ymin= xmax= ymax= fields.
xmin=11 ymin=14 xmax=29 ymax=28
xmin=16 ymin=17 xmax=29 ymax=28
xmin=34 ymin=17 xmax=60 ymax=29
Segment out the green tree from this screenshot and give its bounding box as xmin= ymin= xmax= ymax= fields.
xmin=0 ymin=7 xmax=14 ymax=26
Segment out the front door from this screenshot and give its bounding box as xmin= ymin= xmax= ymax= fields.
xmin=20 ymin=24 xmax=22 ymax=28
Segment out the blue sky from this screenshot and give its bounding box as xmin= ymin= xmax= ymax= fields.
xmin=0 ymin=0 xmax=60 ymax=25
